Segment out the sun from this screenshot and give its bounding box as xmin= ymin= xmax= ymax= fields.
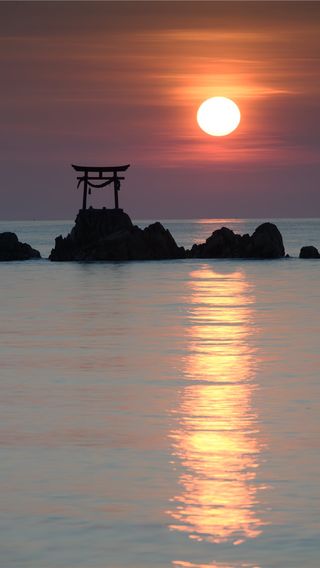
xmin=197 ymin=97 xmax=241 ymax=137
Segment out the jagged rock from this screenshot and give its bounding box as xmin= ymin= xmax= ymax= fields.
xmin=49 ymin=210 xmax=288 ymax=262
xmin=142 ymin=222 xmax=184 ymax=260
xmin=0 ymin=232 xmax=41 ymax=261
xmin=189 ymin=227 xmax=243 ymax=258
xmin=299 ymin=245 xmax=320 ymax=259
xmin=189 ymin=222 xmax=285 ymax=259
xmin=49 ymin=208 xmax=185 ymax=261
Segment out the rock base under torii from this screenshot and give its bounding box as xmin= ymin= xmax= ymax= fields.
xmin=49 ymin=208 xmax=185 ymax=261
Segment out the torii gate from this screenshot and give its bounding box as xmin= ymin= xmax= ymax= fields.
xmin=72 ymin=164 xmax=130 ymax=210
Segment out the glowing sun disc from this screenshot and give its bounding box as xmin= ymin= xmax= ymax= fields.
xmin=197 ymin=97 xmax=241 ymax=136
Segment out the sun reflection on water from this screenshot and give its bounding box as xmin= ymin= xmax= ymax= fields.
xmin=168 ymin=266 xmax=265 ymax=547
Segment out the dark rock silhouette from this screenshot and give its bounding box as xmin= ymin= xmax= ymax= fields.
xmin=189 ymin=222 xmax=285 ymax=259
xmin=299 ymin=245 xmax=320 ymax=259
xmin=0 ymin=232 xmax=41 ymax=261
xmin=250 ymin=223 xmax=285 ymax=258
xmin=49 ymin=208 xmax=185 ymax=261
xmin=49 ymin=211 xmax=286 ymax=262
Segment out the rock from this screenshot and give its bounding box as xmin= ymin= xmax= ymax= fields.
xmin=250 ymin=222 xmax=285 ymax=258
xmin=0 ymin=232 xmax=41 ymax=261
xmin=142 ymin=222 xmax=184 ymax=260
xmin=299 ymin=245 xmax=320 ymax=259
xmin=189 ymin=222 xmax=285 ymax=259
xmin=189 ymin=227 xmax=243 ymax=258
xmin=49 ymin=211 xmax=287 ymax=262
xmin=49 ymin=208 xmax=185 ymax=261
xmin=70 ymin=207 xmax=133 ymax=245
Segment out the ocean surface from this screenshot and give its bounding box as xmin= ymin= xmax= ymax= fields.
xmin=0 ymin=218 xmax=319 ymax=568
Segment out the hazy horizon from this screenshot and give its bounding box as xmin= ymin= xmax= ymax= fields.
xmin=2 ymin=213 xmax=320 ymax=223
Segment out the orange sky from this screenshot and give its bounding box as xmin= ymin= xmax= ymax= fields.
xmin=1 ymin=1 xmax=320 ymax=218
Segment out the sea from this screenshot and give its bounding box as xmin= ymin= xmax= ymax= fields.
xmin=0 ymin=218 xmax=319 ymax=568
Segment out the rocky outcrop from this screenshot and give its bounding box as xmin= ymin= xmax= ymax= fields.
xmin=49 ymin=210 xmax=287 ymax=262
xmin=49 ymin=208 xmax=185 ymax=261
xmin=189 ymin=222 xmax=285 ymax=259
xmin=299 ymin=245 xmax=320 ymax=259
xmin=0 ymin=232 xmax=41 ymax=261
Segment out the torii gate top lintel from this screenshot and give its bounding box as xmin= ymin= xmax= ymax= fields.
xmin=72 ymin=164 xmax=130 ymax=173
xmin=72 ymin=164 xmax=130 ymax=210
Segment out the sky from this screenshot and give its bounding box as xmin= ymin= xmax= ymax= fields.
xmin=1 ymin=0 xmax=320 ymax=219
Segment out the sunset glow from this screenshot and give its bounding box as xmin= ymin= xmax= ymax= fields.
xmin=197 ymin=97 xmax=241 ymax=137
xmin=1 ymin=2 xmax=320 ymax=218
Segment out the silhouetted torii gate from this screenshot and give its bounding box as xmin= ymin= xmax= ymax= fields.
xmin=72 ymin=164 xmax=130 ymax=210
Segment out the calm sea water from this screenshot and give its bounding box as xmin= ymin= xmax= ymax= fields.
xmin=0 ymin=218 xmax=320 ymax=568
